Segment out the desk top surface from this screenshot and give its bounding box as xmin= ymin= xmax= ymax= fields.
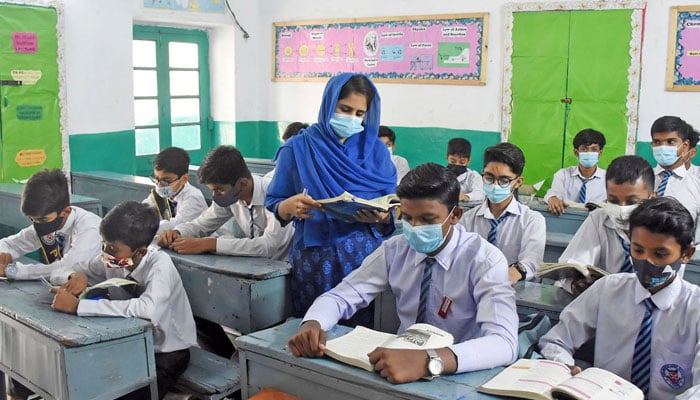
xmin=237 ymin=319 xmax=501 ymax=399
xmin=166 ymin=250 xmax=291 ymax=279
xmin=0 ymin=280 xmax=152 ymax=347
xmin=0 ymin=183 xmax=100 ymax=204
xmin=71 ymin=170 xmax=152 ymax=187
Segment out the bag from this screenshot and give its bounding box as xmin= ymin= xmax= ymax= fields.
xmin=518 ymin=312 xmax=551 ymax=359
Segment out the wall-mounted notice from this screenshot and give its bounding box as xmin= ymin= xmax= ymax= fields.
xmin=272 ymin=13 xmax=489 ymax=85
xmin=143 ymin=0 xmax=224 ymax=13
xmin=12 ymin=32 xmax=37 ymax=53
xmin=666 ymin=6 xmax=700 ymax=91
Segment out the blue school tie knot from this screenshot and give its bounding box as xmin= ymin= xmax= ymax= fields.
xmin=248 ymin=207 xmax=255 ymax=239
xmin=618 ymin=235 xmax=633 ymax=273
xmin=577 ymin=176 xmax=595 ymax=203
xmin=656 ymin=170 xmax=673 ymax=197
xmin=631 ymin=298 xmax=656 ymax=396
xmin=488 ymin=213 xmax=510 ymax=245
xmin=416 ymin=257 xmax=435 ymax=324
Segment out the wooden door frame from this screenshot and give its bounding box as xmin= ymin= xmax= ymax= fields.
xmin=501 ymin=0 xmax=645 ymax=155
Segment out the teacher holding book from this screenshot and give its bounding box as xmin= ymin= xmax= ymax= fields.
xmin=265 ymin=73 xmax=397 ymax=321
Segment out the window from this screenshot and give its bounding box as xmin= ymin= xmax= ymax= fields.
xmin=133 ymin=26 xmax=211 ymax=174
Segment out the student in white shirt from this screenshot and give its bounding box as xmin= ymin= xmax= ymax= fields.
xmin=51 ymin=201 xmax=196 ymax=400
xmin=558 ymin=155 xmax=655 ymax=295
xmin=545 ymin=129 xmax=607 ymax=215
xmin=540 ymin=197 xmax=700 ymax=399
xmin=446 ymin=138 xmax=484 ymax=202
xmin=142 ymin=147 xmax=207 ymax=234
xmin=0 ymin=168 xmax=102 ymax=281
xmin=288 ymin=163 xmax=518 ymax=383
xmin=461 ymin=143 xmax=545 ymax=284
xmin=681 ymin=120 xmax=700 ymax=179
xmin=378 ymin=125 xmax=410 ymax=185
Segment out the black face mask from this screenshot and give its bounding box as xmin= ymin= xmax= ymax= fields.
xmin=33 ymin=214 xmax=64 ymax=237
xmin=446 ymin=163 xmax=467 ymax=176
xmin=632 ymin=257 xmax=683 ymax=290
xmin=212 ymin=187 xmax=241 ymax=208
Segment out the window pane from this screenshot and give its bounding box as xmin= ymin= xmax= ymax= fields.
xmin=134 ymin=99 xmax=159 ymax=126
xmin=134 ymin=70 xmax=158 ymax=97
xmin=133 ymin=40 xmax=156 ymax=68
xmin=169 ymin=42 xmax=199 ymax=68
xmin=172 ymin=125 xmax=201 ymax=150
xmin=171 ymin=98 xmax=199 ymax=124
xmin=170 ymin=71 xmax=199 ymax=96
xmin=136 ymin=128 xmax=160 ymax=156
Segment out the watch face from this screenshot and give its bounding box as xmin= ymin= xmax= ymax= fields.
xmin=428 ymin=358 xmax=443 ymax=375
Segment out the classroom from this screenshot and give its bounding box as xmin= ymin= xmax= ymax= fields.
xmin=1 ymin=0 xmax=700 ymax=399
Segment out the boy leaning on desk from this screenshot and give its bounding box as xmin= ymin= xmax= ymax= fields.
xmin=288 ymin=163 xmax=518 ymax=383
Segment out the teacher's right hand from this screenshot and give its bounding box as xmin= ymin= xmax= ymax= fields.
xmin=278 ymin=193 xmax=321 ymax=221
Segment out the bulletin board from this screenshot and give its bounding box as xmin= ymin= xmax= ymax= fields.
xmin=272 ymin=13 xmax=488 ymax=85
xmin=666 ymin=6 xmax=700 ymax=91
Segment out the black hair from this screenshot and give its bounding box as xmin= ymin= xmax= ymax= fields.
xmin=446 ymin=138 xmax=471 ymax=158
xmin=197 ymin=145 xmax=251 ymax=185
xmin=605 ymin=155 xmax=655 ymax=193
xmin=572 ymin=129 xmax=606 ymax=150
xmin=651 ymin=116 xmax=698 ymax=145
xmin=396 ymin=162 xmax=459 ymax=210
xmin=153 ymin=146 xmax=190 ymax=177
xmin=338 ymin=75 xmax=375 ymax=110
xmin=21 ymin=168 xmax=70 ymax=217
xmin=378 ymin=126 xmax=396 ymax=144
xmin=483 ymin=142 xmax=526 ymax=176
xmin=629 ymin=197 xmax=695 ymax=252
xmin=100 ymin=201 xmax=159 ymax=250
xmin=282 ymin=122 xmax=309 ymax=142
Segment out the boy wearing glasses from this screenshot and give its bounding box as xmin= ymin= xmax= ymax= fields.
xmin=544 ymin=129 xmax=607 ymax=215
xmin=143 ymin=146 xmax=207 ymax=234
xmin=460 ymin=143 xmax=545 ymax=284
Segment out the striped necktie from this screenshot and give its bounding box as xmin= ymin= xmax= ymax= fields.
xmin=618 ymin=235 xmax=633 ymax=273
xmin=488 ymin=213 xmax=510 ymax=245
xmin=656 ymin=170 xmax=673 ymax=197
xmin=416 ymin=257 xmax=435 ymax=324
xmin=248 ymin=207 xmax=255 ymax=239
xmin=578 ymin=176 xmax=594 ymax=203
xmin=631 ymin=298 xmax=656 ymax=396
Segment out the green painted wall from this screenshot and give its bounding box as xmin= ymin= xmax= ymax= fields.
xmin=635 ymin=141 xmax=700 ymax=167
xmin=69 ymin=130 xmax=136 ymax=174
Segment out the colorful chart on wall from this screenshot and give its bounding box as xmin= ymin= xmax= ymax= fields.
xmin=272 ymin=13 xmax=488 ymax=85
xmin=666 ymin=6 xmax=700 ymax=91
xmin=143 ymin=0 xmax=224 ymax=13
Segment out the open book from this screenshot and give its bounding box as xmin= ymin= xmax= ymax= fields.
xmin=536 ymin=263 xmax=609 ymax=281
xmin=563 ymin=201 xmax=605 ymax=212
xmin=79 ymin=277 xmax=139 ymax=300
xmin=317 ymin=191 xmax=399 ymax=222
xmin=324 ymin=324 xmax=454 ymax=372
xmin=478 ymin=359 xmax=642 ymax=400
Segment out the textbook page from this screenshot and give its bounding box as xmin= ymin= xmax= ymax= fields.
xmin=317 ymin=192 xmax=399 ymax=222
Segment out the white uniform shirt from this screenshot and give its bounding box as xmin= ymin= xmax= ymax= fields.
xmin=540 ymin=273 xmax=700 ymax=399
xmin=654 ymin=165 xmax=700 ymax=242
xmin=142 ymin=182 xmax=207 ymax=234
xmin=460 ymin=199 xmax=545 ymax=279
xmin=304 ymin=224 xmax=518 ymax=373
xmin=457 ymin=168 xmax=485 ymax=202
xmin=544 ymin=166 xmax=607 ymax=204
xmin=391 ymin=154 xmax=410 ymax=186
xmin=0 ymin=206 xmax=102 ymax=280
xmin=688 ymin=164 xmax=700 ymax=181
xmin=175 ymin=174 xmax=293 ymax=261
xmin=51 ymin=248 xmax=197 ymax=353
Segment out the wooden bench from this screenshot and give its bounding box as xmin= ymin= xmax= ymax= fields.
xmin=175 ymin=347 xmax=240 ymax=400
xmin=71 ymin=171 xmax=152 ymax=214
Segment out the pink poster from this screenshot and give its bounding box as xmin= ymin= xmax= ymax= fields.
xmin=669 ymin=9 xmax=700 ymax=89
xmin=12 ymin=32 xmax=38 ymax=53
xmin=273 ymin=14 xmax=488 ymax=84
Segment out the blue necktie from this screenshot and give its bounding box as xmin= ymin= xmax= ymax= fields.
xmin=618 ymin=235 xmax=633 ymax=273
xmin=248 ymin=207 xmax=255 ymax=239
xmin=488 ymin=213 xmax=510 ymax=245
xmin=416 ymin=257 xmax=435 ymax=323
xmin=631 ymin=298 xmax=656 ymax=396
xmin=656 ymin=170 xmax=673 ymax=197
xmin=578 ymin=176 xmax=594 ymax=203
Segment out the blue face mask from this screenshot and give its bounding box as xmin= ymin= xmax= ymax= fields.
xmin=578 ymin=152 xmax=599 ymax=168
xmin=402 ymin=208 xmax=454 ymax=254
xmin=632 ymin=257 xmax=682 ymax=290
xmin=653 ymin=145 xmax=680 ymax=167
xmin=484 ymin=182 xmax=513 ymax=204
xmin=329 ymin=113 xmax=364 ymax=138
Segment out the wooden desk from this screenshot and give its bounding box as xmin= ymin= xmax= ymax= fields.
xmin=236 ymin=319 xmax=502 ymax=400
xmin=166 ymin=250 xmax=291 ymax=334
xmin=514 ymin=281 xmax=574 ymax=323
xmin=529 ymin=201 xmax=587 ymax=262
xmin=71 ymin=170 xmax=152 ymax=213
xmin=244 ymin=158 xmax=276 ymax=175
xmin=0 ymin=281 xmax=156 ymax=400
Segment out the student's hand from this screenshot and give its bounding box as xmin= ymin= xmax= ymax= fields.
xmin=288 ymin=320 xmax=327 ymax=358
xmin=459 ymin=193 xmax=470 ymax=202
xmin=571 ymin=276 xmax=597 ymax=297
xmin=0 ymin=252 xmax=13 ymax=274
xmin=508 ymin=266 xmax=524 ymax=285
xmin=51 ymin=288 xmax=79 ymax=314
xmin=61 ymin=273 xmax=89 ymax=297
xmin=547 ymin=197 xmax=567 ymax=215
xmin=158 ymin=230 xmax=181 ymax=247
xmin=354 ymin=209 xmax=392 ymax=224
xmin=170 ymin=237 xmax=217 ymax=254
xmin=568 ymin=365 xmax=582 ymax=375
xmin=368 ymin=348 xmax=431 ymax=383
xmin=278 ymin=193 xmax=321 ymax=221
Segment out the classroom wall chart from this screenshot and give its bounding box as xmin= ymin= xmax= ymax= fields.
xmin=667 ymin=6 xmax=700 ymax=91
xmin=272 ymin=13 xmax=488 ymax=85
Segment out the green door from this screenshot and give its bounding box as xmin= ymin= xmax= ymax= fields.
xmin=509 ymin=10 xmax=633 ymax=193
xmin=0 ymin=3 xmax=61 ymax=182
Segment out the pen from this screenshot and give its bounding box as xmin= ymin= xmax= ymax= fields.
xmin=302 ymin=188 xmax=308 ymax=197
xmin=39 ymin=276 xmax=54 ymax=291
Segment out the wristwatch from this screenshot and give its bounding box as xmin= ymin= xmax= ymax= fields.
xmin=510 ymin=262 xmax=527 ymax=281
xmin=426 ymin=349 xmax=444 ymax=378
xmin=5 ymin=263 xmax=18 ymax=281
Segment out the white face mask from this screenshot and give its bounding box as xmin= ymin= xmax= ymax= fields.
xmin=604 ymin=203 xmax=638 ymax=232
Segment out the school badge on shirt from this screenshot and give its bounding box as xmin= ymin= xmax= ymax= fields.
xmin=661 ymin=363 xmax=686 ymax=389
